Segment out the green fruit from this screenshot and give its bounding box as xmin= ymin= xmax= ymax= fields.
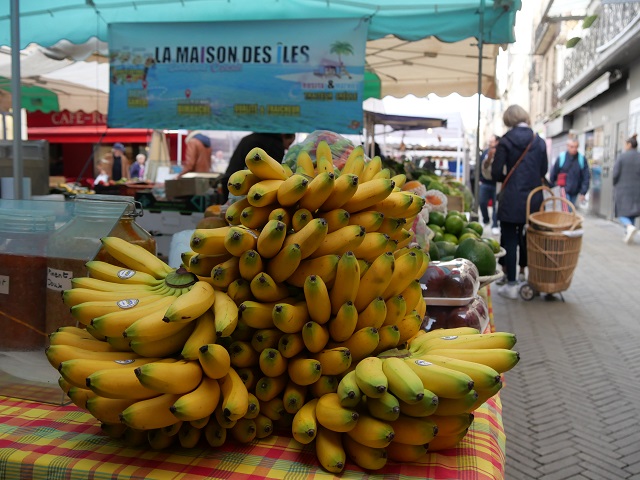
xmin=455 ymin=237 xmax=497 ymax=276
xmin=428 ymin=212 xmax=446 ymax=227
xmin=461 ymin=228 xmax=480 ymax=238
xmin=446 ymin=210 xmax=464 ymax=219
xmin=428 ymin=242 xmax=440 ymax=261
xmin=467 ymin=222 xmax=484 ymax=236
xmin=440 ymin=255 xmax=455 ymax=262
xmin=432 ymin=231 xmax=444 ymax=242
xmin=444 ymin=216 xmax=465 ymax=236
xmin=428 ymin=224 xmax=444 ymax=235
xmin=442 ymin=234 xmax=459 ymax=245
xmin=482 ymin=237 xmax=501 ymax=254
xmin=458 ymin=233 xmax=479 ymax=243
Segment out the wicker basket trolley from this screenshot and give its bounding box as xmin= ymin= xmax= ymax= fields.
xmin=519 ymin=186 xmax=583 ymax=301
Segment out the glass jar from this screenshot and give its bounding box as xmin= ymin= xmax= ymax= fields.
xmin=0 ymin=210 xmax=56 ymax=350
xmin=45 ymin=195 xmax=156 ymax=334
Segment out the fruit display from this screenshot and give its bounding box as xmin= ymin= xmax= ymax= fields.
xmin=46 ymin=143 xmax=519 ymax=473
xmin=421 ymin=258 xmax=479 ymax=302
xmin=421 ymin=296 xmax=489 ymax=332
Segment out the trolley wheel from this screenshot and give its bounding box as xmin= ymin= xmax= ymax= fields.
xmin=519 ymin=283 xmax=535 ymax=301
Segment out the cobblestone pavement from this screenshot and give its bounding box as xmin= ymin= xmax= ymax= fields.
xmin=492 ymin=214 xmax=640 ymax=479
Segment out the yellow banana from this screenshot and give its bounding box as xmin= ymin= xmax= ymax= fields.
xmin=255 ymin=374 xmax=288 ymax=403
xmin=355 ymin=296 xmax=387 ymax=330
xmin=308 ymin=225 xmax=365 ymax=259
xmin=377 ymin=216 xmax=407 ymax=236
xmin=309 ymin=375 xmax=339 ymax=398
xmin=256 ymin=219 xmax=287 ymax=259
xmin=401 ymin=279 xmax=423 ymax=314
xmin=423 ymin=348 xmax=520 ymax=374
xmin=283 ymin=381 xmax=307 ymax=414
xmin=224 ymin=197 xmax=250 ymax=226
xmin=178 ymin=422 xmax=202 ymax=448
xmin=351 ymin=232 xmax=391 ymax=262
xmin=53 ymin=325 xmax=98 ymax=339
xmin=190 ymin=226 xmax=233 ymax=255
xmin=272 ymin=301 xmax=309 ymax=334
xmin=295 ymin=150 xmax=315 ymax=177
xmin=372 ymin=325 xmax=401 ymax=355
xmin=342 ymin=146 xmax=365 ymax=176
xmin=343 ymin=178 xmax=394 ymax=213
xmin=360 ymin=156 xmax=382 ymax=182
xmin=320 ymin=173 xmax=359 ymax=211
xmin=86 ymin=396 xmax=138 ymax=425
xmin=403 ymin=358 xmax=475 ymax=399
xmin=365 ymin=391 xmax=401 ymax=422
xmin=85 ymin=260 xmax=162 ymax=286
xmin=277 ymin=174 xmax=309 ymax=207
xmin=247 ymin=179 xmax=284 ymax=207
xmin=298 ymin=172 xmax=335 ymax=212
xmin=327 ymin=301 xmax=358 ymax=343
xmin=404 ymin=194 xmax=427 ymax=217
xmin=432 ymin=389 xmax=478 ymax=416
xmin=315 ymin=392 xmax=359 ymax=432
xmin=291 ymin=208 xmax=313 ymax=232
xmin=285 ymin=253 xmax=339 ymax=288
xmin=229 ymin=340 xmax=260 ymax=369
xmin=209 ymin=256 xmax=241 ymax=289
xmin=59 ymin=356 xmax=156 ymax=390
xmin=105 ymin=335 xmax=133 ymax=352
xmin=408 ymin=327 xmax=481 ymax=353
xmin=86 ymin=361 xmax=166 ymax=400
xmin=287 ymin=357 xmax=322 ymax=386
xmin=119 ymin=393 xmax=181 ymax=430
xmin=169 ymin=376 xmax=220 ymax=422
xmin=198 ymin=343 xmax=231 ymax=380
xmin=386 ymin=441 xmax=428 ymax=462
xmin=381 ymin=356 xmax=426 ymax=404
xmin=345 ymin=413 xmax=395 ymax=449
xmin=49 ymin=331 xmax=119 ymax=353
xmin=428 ymin=413 xmax=474 ymax=437
xmin=278 ymin=332 xmax=305 ymax=358
xmin=230 ymin=418 xmax=257 ymax=444
xmin=389 ymin=414 xmax=438 ymax=445
xmin=381 ymin=250 xmax=422 ymax=299
xmin=219 ymin=368 xmax=250 ymax=420
xmin=129 ymin=322 xmax=195 ymax=357
xmin=204 ymin=416 xmax=227 ymax=447
xmin=382 ymin=294 xmax=407 ymax=327
xmin=315 ymin=141 xmax=333 ymax=173
xmin=251 ymin=328 xmax=284 ymax=353
xmin=259 ymin=396 xmax=286 ymax=421
xmin=101 ymin=423 xmax=128 ymax=439
xmin=226 ymin=278 xmax=252 ymax=305
xmin=354 ymin=252 xmax=395 ymax=312
xmin=58 ymin=377 xmax=72 ymax=395
xmin=303 ymin=274 xmax=331 ymax=325
xmin=244 ymin=392 xmax=261 ymax=419
xmin=254 ymin=413 xmax=273 ymax=439
xmin=472 ymin=379 xmax=503 ymax=409
xmin=417 ymin=354 xmax=501 ymax=391
xmin=348 ymin=210 xmax=385 ymax=232
xmin=329 ymin=251 xmax=360 ymax=315
xmin=258 ymin=348 xmax=288 ymax=378
xmin=316 ymin=426 xmax=346 ymax=474
xmin=227 ymin=168 xmax=259 ymax=196
xmin=282 ymin=217 xmax=329 ymax=259
xmin=395 ymin=310 xmax=423 ymax=344
xmin=250 ymin=272 xmax=290 ymax=303
xmin=368 ymin=191 xmax=414 ymax=217
xmin=67 ymin=386 xmax=95 ymax=410
xmin=162 ymin=421 xmax=182 ymax=437
xmin=186 ymin=252 xmax=231 ymax=278
xmin=390 ymin=173 xmax=407 ymax=188
xmin=223 ymin=225 xmax=258 ymax=257
xmin=396 ymin=387 xmax=439 ymax=417
xmin=121 ymin=427 xmax=147 ymax=447
xmin=328 ymin=326 xmax=379 ymax=362
xmin=239 ymin=204 xmax=272 ymax=229
xmin=426 ymin=429 xmax=468 ymax=452
xmin=336 ymin=370 xmax=361 ymax=408
xmin=239 ymin=300 xmax=277 ymax=329
xmin=100 ymin=236 xmax=173 ymax=279
xmin=123 ymin=307 xmax=188 ymax=343
xmin=72 ymin=294 xmax=173 ymax=327
xmin=162 ymin=281 xmax=215 ymax=324
xmin=291 ymin=398 xmax=318 ymax=444
xmin=71 ymin=276 xmax=163 ymax=294
xmin=135 ymin=360 xmax=203 ymax=394
xmin=354 ymin=357 xmax=388 ymax=398
xmin=373 ymin=167 xmax=391 ymax=180
xmin=311 ymin=347 xmax=352 ymax=376
xmin=147 ymin=429 xmax=176 ymax=449
xmin=180 ymin=310 xmax=217 ymax=361
xmin=413 ymin=332 xmax=517 ymax=356
xmin=265 ymin=243 xmax=302 ymax=283
xmin=302 ymin=321 xmax=330 ymax=353
xmin=210 ymin=289 xmax=237 ymax=337
xmin=46 ymin=344 xmax=141 ymax=370
xmin=319 ymin=208 xmax=351 ymax=233
xmin=244 ymin=147 xmax=288 ymax=181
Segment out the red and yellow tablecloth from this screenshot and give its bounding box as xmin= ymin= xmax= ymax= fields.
xmin=0 ymin=393 xmax=505 ymax=480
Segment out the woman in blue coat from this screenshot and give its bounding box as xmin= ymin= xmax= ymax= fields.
xmin=613 ymin=134 xmax=640 ymax=244
xmin=491 ymin=105 xmax=548 ymax=299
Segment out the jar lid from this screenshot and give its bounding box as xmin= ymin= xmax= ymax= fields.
xmin=0 ymin=209 xmax=56 ymax=233
xmin=73 ymin=194 xmax=137 ymax=218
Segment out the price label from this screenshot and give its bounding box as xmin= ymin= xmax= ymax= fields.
xmin=0 ymin=275 xmax=9 ymax=295
xmin=47 ymin=268 xmax=73 ymax=292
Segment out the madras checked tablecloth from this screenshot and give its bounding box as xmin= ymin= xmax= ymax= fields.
xmin=0 ymin=393 xmax=505 ymax=480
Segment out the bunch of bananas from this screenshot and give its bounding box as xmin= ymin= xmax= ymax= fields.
xmin=46 ymin=142 xmax=520 ymax=472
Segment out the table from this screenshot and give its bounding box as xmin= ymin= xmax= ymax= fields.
xmin=0 ymin=393 xmax=504 ymax=480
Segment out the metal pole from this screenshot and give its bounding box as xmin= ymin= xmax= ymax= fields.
xmin=473 ymin=0 xmax=485 ymax=216
xmin=10 ymin=0 xmax=23 ymax=200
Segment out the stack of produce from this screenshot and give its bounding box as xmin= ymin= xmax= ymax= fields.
xmin=47 ymin=143 xmax=519 ymax=472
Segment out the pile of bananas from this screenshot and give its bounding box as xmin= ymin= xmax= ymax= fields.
xmin=46 ymin=144 xmax=520 ymax=472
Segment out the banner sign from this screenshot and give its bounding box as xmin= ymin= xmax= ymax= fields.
xmin=108 ymin=19 xmax=367 ymax=133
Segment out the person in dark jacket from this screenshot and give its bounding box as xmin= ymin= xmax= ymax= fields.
xmin=613 ymin=134 xmax=640 ymax=244
xmin=221 ymin=132 xmax=295 ymax=202
xmin=549 ymin=138 xmax=590 ymax=207
xmin=479 ymin=134 xmax=501 ymax=234
xmin=491 ymin=104 xmax=548 ymax=300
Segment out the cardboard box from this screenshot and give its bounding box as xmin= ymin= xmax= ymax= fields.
xmin=446 ymin=194 xmax=465 ymax=212
xmin=165 ymin=174 xmax=219 ymax=199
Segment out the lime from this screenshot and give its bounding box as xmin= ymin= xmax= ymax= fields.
xmin=482 ymin=237 xmax=501 ymax=254
xmin=428 ymin=224 xmax=444 ymax=235
xmin=444 ymin=215 xmax=466 ymax=236
xmin=467 ymin=221 xmax=484 ymax=236
xmin=432 ymin=231 xmax=445 ymax=242
xmin=446 ymin=210 xmax=461 ymax=219
xmin=461 ymin=227 xmax=481 ymax=238
xmin=436 ymin=240 xmax=458 ymax=257
xmin=428 ymin=211 xmax=446 ymax=227
xmin=428 ymin=242 xmax=441 ymax=261
xmin=458 ymin=232 xmax=480 ymax=243
xmin=442 ymin=233 xmax=459 ymax=245
xmin=455 ymin=237 xmax=497 ymax=276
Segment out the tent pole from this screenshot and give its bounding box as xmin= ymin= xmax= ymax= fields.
xmin=473 ymin=0 xmax=486 ymax=217
xmin=10 ymin=0 xmax=23 ymax=200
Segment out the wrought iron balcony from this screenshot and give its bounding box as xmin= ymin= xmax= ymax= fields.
xmin=560 ymin=3 xmax=640 ymax=91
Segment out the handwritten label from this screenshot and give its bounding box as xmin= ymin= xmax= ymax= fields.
xmin=47 ymin=268 xmax=73 ymax=292
xmin=0 ymin=275 xmax=9 ymax=295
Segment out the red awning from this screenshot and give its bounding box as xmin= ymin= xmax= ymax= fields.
xmin=28 ymin=126 xmax=153 ymax=144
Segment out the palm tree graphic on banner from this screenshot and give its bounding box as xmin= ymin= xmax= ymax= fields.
xmin=330 ymin=41 xmax=354 ymax=79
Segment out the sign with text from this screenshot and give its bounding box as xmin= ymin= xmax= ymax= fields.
xmin=108 ymin=19 xmax=367 ymax=133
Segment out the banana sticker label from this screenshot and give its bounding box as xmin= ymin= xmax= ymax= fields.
xmin=441 ymin=336 xmax=459 ymax=340
xmin=414 ymin=359 xmax=433 ymax=367
xmin=117 ymin=269 xmax=137 ymax=279
xmin=117 ymin=299 xmax=140 ymax=309
xmin=114 ymin=359 xmax=136 ymax=365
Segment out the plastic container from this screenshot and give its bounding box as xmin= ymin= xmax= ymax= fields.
xmin=421 ymin=258 xmax=479 ymax=306
xmin=0 ymin=210 xmax=56 ymax=350
xmin=45 ymin=195 xmax=155 ymax=334
xmin=421 ymin=295 xmax=490 ymax=333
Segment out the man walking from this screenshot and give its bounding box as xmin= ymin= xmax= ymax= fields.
xmin=549 ymin=138 xmax=590 ymax=206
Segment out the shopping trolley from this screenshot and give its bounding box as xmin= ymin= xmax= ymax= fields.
xmin=519 ymin=186 xmax=584 ymax=301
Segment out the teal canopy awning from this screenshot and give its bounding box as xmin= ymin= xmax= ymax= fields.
xmin=0 ymin=1 xmax=520 ymax=49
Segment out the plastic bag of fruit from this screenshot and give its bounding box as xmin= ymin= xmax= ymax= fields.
xmin=283 ymin=130 xmax=357 ymax=172
xmin=420 ymin=295 xmax=489 ymax=332
xmin=424 ymin=189 xmax=448 ymax=214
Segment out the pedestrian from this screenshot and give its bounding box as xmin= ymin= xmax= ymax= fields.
xmin=129 ymin=153 xmax=146 ymax=179
xmin=178 ymin=131 xmax=212 ymax=178
xmin=491 ymin=104 xmax=548 ymax=300
xmin=479 ymin=134 xmax=501 ymax=235
xmin=613 ymin=134 xmax=640 ymax=244
xmin=549 ymin=137 xmax=590 ymax=207
xmin=110 ymin=143 xmax=131 ymax=182
xmin=222 ymin=132 xmax=296 ymax=202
